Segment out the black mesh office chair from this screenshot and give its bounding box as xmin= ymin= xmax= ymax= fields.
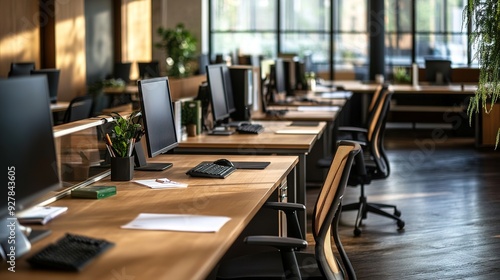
xmin=62 ymin=95 xmax=93 ymax=123
xmin=216 ymin=141 xmax=361 ymax=280
xmin=320 ymin=88 xmax=405 ymax=236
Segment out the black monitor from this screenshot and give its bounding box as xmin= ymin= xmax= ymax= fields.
xmin=8 ymin=62 xmax=35 ymax=77
xmin=206 ymin=64 xmax=230 ymax=124
xmin=1 ymin=76 xmax=61 ymax=258
xmin=30 ymin=69 xmax=60 ymax=104
xmin=113 ymin=62 xmax=132 ymax=83
xmin=222 ymin=65 xmax=236 ymax=114
xmin=135 ymin=77 xmax=178 ymax=171
xmin=425 ymin=59 xmax=452 ymax=85
xmin=138 ymin=61 xmax=160 ymax=79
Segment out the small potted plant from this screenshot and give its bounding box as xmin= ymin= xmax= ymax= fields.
xmin=106 ymin=112 xmax=142 ymax=181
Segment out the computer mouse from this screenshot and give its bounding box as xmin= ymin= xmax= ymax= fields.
xmin=214 ymin=158 xmax=235 ymax=167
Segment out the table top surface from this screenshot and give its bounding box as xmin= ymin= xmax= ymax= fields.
xmin=177 ymin=120 xmax=327 ymax=152
xmin=50 ymin=101 xmax=70 ymax=113
xmin=320 ymin=80 xmax=477 ymax=94
xmin=7 ymin=154 xmax=298 ymax=280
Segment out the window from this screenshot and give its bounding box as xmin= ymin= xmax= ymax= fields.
xmin=209 ymin=0 xmax=472 ymax=79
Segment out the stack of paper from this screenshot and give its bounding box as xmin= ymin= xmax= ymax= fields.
xmin=17 ymin=206 xmax=68 ymax=225
xmin=134 ymin=178 xmax=188 ymax=189
xmin=121 ymin=213 xmax=231 ymax=232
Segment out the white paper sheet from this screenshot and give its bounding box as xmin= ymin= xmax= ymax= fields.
xmin=297 ymin=106 xmax=340 ymax=112
xmin=121 ymin=213 xmax=231 ymax=232
xmin=134 ymin=178 xmax=188 ymax=189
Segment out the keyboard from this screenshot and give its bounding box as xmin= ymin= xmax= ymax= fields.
xmin=236 ymin=124 xmax=264 ymax=134
xmin=265 ymin=109 xmax=288 ymax=117
xmin=27 ymin=233 xmax=114 ymax=271
xmin=186 ymin=162 xmax=236 ymax=178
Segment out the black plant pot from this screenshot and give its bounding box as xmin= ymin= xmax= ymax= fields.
xmin=111 ymin=156 xmax=134 ymax=181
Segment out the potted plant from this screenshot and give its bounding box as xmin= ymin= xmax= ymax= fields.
xmin=106 ymin=112 xmax=142 ymax=181
xmin=393 ymin=66 xmax=411 ymax=84
xmin=155 ymin=23 xmax=197 ymax=78
xmin=465 ymin=1 xmax=500 ymax=146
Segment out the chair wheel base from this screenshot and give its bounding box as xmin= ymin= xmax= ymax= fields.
xmin=353 ymin=228 xmax=362 ymax=237
xmin=394 ymin=209 xmax=401 ymax=217
xmin=397 ymin=220 xmax=405 ymax=229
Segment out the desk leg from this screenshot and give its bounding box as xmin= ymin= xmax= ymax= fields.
xmin=296 ymin=154 xmax=307 ymax=235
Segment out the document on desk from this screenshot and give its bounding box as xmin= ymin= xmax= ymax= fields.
xmin=297 ymin=106 xmax=340 ymax=112
xmin=319 ymin=91 xmax=351 ymax=99
xmin=134 ymin=178 xmax=188 ymax=189
xmin=121 ymin=213 xmax=231 ymax=232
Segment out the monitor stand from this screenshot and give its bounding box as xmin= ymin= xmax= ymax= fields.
xmin=133 ymin=141 xmax=173 ymax=171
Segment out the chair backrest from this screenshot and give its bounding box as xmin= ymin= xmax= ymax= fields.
xmin=368 ymin=84 xmax=384 ymax=113
xmin=312 ymin=141 xmax=360 ymax=279
xmin=367 ymin=88 xmax=393 ymax=178
xmin=63 ymin=95 xmax=93 ymax=123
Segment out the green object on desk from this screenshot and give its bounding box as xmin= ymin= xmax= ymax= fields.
xmin=71 ymin=186 xmax=116 ymax=199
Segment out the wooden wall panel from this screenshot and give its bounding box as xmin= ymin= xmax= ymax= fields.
xmin=54 ymin=0 xmax=87 ymax=101
xmin=121 ymin=0 xmax=152 ymax=79
xmin=0 ymin=0 xmax=40 ymax=77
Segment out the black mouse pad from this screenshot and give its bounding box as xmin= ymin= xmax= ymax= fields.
xmin=232 ymin=162 xmax=271 ymax=170
xmin=288 ymin=121 xmax=320 ymax=127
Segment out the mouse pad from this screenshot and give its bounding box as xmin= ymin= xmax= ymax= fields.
xmin=232 ymin=162 xmax=270 ymax=170
xmin=288 ymin=121 xmax=320 ymax=127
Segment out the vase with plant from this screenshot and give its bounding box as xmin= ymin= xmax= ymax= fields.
xmin=393 ymin=66 xmax=411 ymax=84
xmin=106 ymin=112 xmax=142 ymax=181
xmin=465 ymin=1 xmax=500 ymax=147
xmin=155 ymin=23 xmax=197 ymax=78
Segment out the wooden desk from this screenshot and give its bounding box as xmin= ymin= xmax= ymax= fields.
xmin=8 ymin=154 xmax=298 ymax=280
xmin=50 ymin=101 xmax=70 ymax=113
xmin=176 ymin=121 xmax=326 ymax=234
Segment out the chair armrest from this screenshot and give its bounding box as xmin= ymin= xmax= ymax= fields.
xmin=264 ymin=202 xmax=305 ymax=239
xmin=338 ymin=126 xmax=368 ymax=141
xmin=244 ymin=235 xmax=308 ymax=251
xmin=338 ymin=126 xmax=367 ymax=134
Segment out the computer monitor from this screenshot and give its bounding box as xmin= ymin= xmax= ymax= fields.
xmin=222 ymin=65 xmax=236 ymax=114
xmin=138 ymin=61 xmax=160 ymax=79
xmin=1 ymin=76 xmax=61 ymax=258
xmin=206 ymin=64 xmax=231 ymax=124
xmin=425 ymin=59 xmax=452 ymax=85
xmin=30 ymin=69 xmax=60 ymax=104
xmin=8 ymin=62 xmax=35 ymax=77
xmin=135 ymin=77 xmax=178 ymax=171
xmin=113 ymin=62 xmax=132 ymax=83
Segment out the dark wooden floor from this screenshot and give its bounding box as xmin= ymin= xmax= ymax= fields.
xmin=306 ymin=130 xmax=500 ymax=280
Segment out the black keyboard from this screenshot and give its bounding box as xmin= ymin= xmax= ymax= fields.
xmin=186 ymin=162 xmax=236 ymax=178
xmin=236 ymin=124 xmax=264 ymax=134
xmin=27 ymin=233 xmax=114 ymax=271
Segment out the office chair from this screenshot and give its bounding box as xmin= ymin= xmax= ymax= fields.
xmin=62 ymin=95 xmax=93 ymax=123
xmin=30 ymin=69 xmax=60 ymax=104
xmin=320 ymin=88 xmax=405 ymax=236
xmin=8 ymin=62 xmax=35 ymax=77
xmin=138 ymin=61 xmax=160 ymax=79
xmin=216 ymin=141 xmax=361 ymax=280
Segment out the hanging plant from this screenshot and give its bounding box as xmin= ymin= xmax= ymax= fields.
xmin=465 ymin=1 xmax=500 ymax=147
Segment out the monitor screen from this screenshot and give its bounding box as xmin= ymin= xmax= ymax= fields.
xmin=0 ymin=76 xmax=61 ymax=219
xmin=206 ymin=64 xmax=230 ymax=123
xmin=138 ymin=61 xmax=160 ymax=79
xmin=425 ymin=59 xmax=452 ymax=84
xmin=138 ymin=77 xmax=178 ymax=158
xmin=31 ymin=69 xmax=60 ymax=104
xmin=274 ymin=58 xmax=286 ymax=94
xmin=8 ymin=62 xmax=35 ymax=77
xmin=222 ymin=65 xmax=236 ymax=113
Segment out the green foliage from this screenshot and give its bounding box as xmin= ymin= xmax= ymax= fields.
xmin=393 ymin=67 xmax=411 ymax=84
xmin=465 ymin=1 xmax=500 ymax=147
xmin=109 ymin=112 xmax=142 ymax=157
xmin=155 ymin=23 xmax=197 ymax=78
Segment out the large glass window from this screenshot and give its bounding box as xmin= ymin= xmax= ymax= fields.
xmin=209 ymin=0 xmax=472 ymax=79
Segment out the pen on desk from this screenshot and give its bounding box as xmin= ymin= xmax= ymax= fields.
xmin=127 ymin=138 xmax=136 ymax=157
xmin=105 ymin=143 xmax=116 ymax=157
